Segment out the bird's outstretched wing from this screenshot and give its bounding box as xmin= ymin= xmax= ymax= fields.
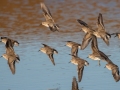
xmin=97 ymin=13 xmax=105 ymax=31
xmin=81 ymin=33 xmax=93 ymax=50
xmin=8 ymin=58 xmax=15 ymax=74
xmin=77 ymin=64 xmax=84 ymax=82
xmin=41 ymin=3 xmax=53 ymax=21
xmin=48 ymin=54 xmax=55 ymax=66
xmin=112 ymin=67 xmax=120 ymax=82
xmin=72 ymin=76 xmax=79 ymax=90
xmin=71 ymin=45 xmax=78 ymax=56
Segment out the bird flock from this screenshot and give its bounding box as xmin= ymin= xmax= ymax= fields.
xmin=1 ymin=2 xmax=120 ymax=89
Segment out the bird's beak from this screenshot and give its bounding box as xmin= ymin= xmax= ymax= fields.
xmin=39 ymin=23 xmax=42 ymax=26
xmin=38 ymin=50 xmax=40 ymax=52
xmin=86 ymin=57 xmax=88 ymax=58
xmin=0 ymin=56 xmax=2 ymax=58
xmin=107 ymin=55 xmax=111 ymax=57
xmin=68 ymin=54 xmax=72 ymax=56
xmin=104 ymin=66 xmax=106 ymax=68
xmin=85 ymin=64 xmax=89 ymax=66
xmin=68 ymin=61 xmax=71 ymax=63
xmin=114 ymin=35 xmax=117 ymax=38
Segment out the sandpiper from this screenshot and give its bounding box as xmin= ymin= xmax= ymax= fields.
xmin=88 ymin=36 xmax=111 ymax=66
xmin=39 ymin=44 xmax=58 ymax=66
xmin=69 ymin=54 xmax=89 ymax=82
xmin=1 ymin=53 xmax=19 ymax=74
xmin=94 ymin=13 xmax=111 ymax=45
xmin=77 ymin=19 xmax=97 ymax=50
xmin=104 ymin=59 xmax=120 ymax=82
xmin=65 ymin=41 xmax=81 ymax=56
xmin=40 ymin=3 xmax=59 ymax=32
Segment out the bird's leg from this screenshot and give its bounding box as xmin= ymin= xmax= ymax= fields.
xmin=98 ymin=61 xmax=101 ymax=66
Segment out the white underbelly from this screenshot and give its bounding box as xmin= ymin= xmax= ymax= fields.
xmin=42 ymin=22 xmax=49 ymax=27
xmin=106 ymin=66 xmax=112 ymax=70
xmin=66 ymin=43 xmax=73 ymax=48
xmin=91 ymin=57 xmax=100 ymax=60
xmin=67 ymin=45 xmax=72 ymax=48
xmin=71 ymin=62 xmax=78 ymax=65
xmin=40 ymin=49 xmax=47 ymax=54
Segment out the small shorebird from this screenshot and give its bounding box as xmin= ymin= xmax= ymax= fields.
xmin=1 ymin=37 xmax=19 ymax=47
xmin=94 ymin=13 xmax=111 ymax=45
xmin=69 ymin=54 xmax=89 ymax=82
xmin=77 ymin=19 xmax=96 ymax=50
xmin=39 ymin=44 xmax=58 ymax=66
xmin=104 ymin=59 xmax=120 ymax=82
xmin=111 ymin=33 xmax=120 ymax=39
xmin=1 ymin=44 xmax=20 ymax=74
xmin=40 ymin=3 xmax=59 ymax=32
xmin=72 ymin=76 xmax=79 ymax=90
xmin=88 ymin=36 xmax=101 ymax=66
xmin=88 ymin=36 xmax=111 ymax=66
xmin=65 ymin=41 xmax=81 ymax=56
xmin=1 ymin=53 xmax=20 ymax=74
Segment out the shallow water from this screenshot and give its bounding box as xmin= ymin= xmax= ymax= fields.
xmin=0 ymin=0 xmax=120 ymax=90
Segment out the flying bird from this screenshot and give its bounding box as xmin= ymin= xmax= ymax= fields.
xmin=94 ymin=13 xmax=111 ymax=45
xmin=69 ymin=54 xmax=89 ymax=82
xmin=105 ymin=59 xmax=120 ymax=82
xmin=39 ymin=44 xmax=58 ymax=65
xmin=77 ymin=19 xmax=96 ymax=50
xmin=65 ymin=41 xmax=81 ymax=56
xmin=88 ymin=36 xmax=111 ymax=66
xmin=40 ymin=3 xmax=59 ymax=32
